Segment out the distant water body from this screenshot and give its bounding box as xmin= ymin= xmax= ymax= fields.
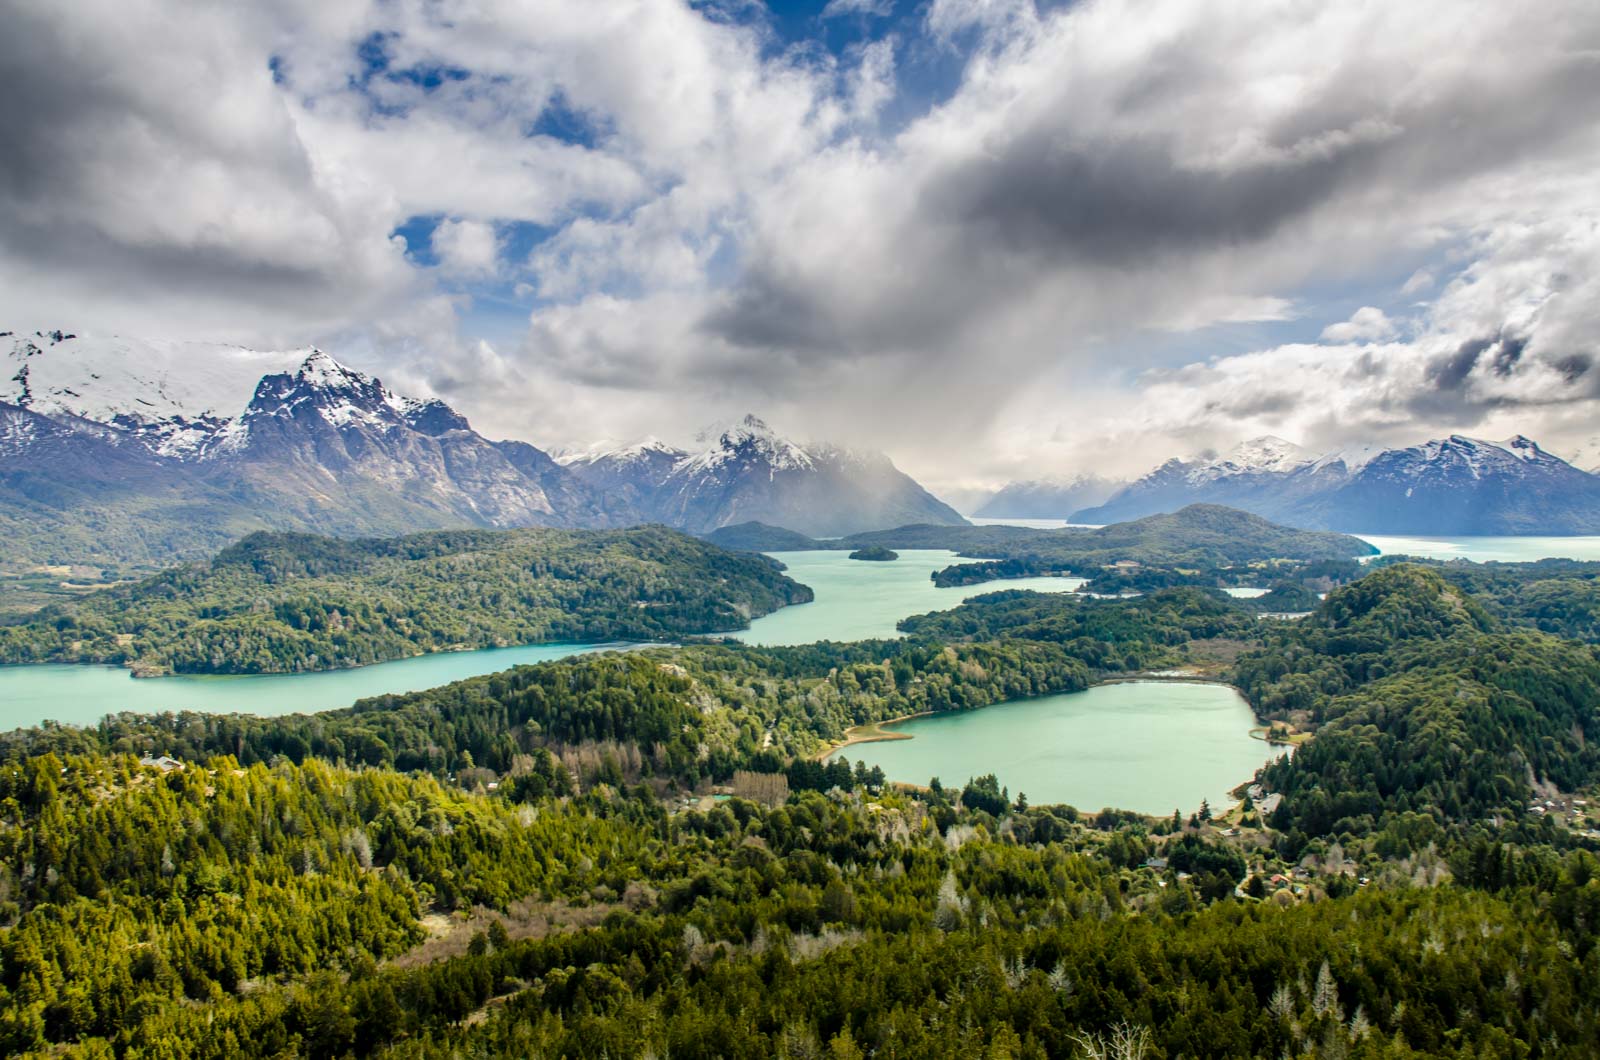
xmin=967 ymin=517 xmax=1103 ymax=529
xmin=1362 ymin=534 xmax=1600 ymax=563
xmin=732 ymin=549 xmax=1083 ymax=646
xmin=832 ymin=680 xmax=1284 ymax=815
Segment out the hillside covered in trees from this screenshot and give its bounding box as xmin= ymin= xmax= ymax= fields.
xmin=0 ymin=748 xmax=1595 ymax=1057
xmin=2 ymin=557 xmax=1600 ymax=1055
xmin=0 ymin=527 xmax=811 ymax=675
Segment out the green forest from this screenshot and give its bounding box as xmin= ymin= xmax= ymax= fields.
xmin=2 ymin=539 xmax=1600 ymax=1055
xmin=0 ymin=526 xmax=810 ymax=676
xmin=694 ymin=506 xmax=1375 ymax=588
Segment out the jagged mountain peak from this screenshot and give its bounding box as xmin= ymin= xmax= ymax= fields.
xmin=237 ymin=348 xmax=420 ymax=433
xmin=401 ymin=397 xmax=473 ymax=436
xmin=1362 ymin=434 xmax=1565 ymax=479
xmin=1186 ymin=436 xmax=1311 ymax=484
xmin=682 ymin=414 xmax=815 ymax=474
xmin=695 ymin=413 xmax=775 ymax=445
xmin=3 ymin=329 xmax=316 ymax=458
xmin=553 ymin=415 xmax=964 ymax=536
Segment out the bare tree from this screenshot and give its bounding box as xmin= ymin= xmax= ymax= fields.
xmin=1070 ymin=1023 xmax=1154 ymax=1060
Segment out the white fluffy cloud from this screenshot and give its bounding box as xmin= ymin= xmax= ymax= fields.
xmin=1119 ymin=210 xmax=1600 ymax=468
xmin=430 ymin=220 xmax=501 ymax=278
xmin=2 ymin=0 xmax=1598 ymax=488
xmin=1321 ymin=307 xmax=1397 ymax=343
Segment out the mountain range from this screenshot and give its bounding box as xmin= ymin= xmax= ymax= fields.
xmin=1 ymin=330 xmax=963 ymax=569
xmin=1068 ymin=434 xmax=1600 ymax=534
xmin=556 ymin=417 xmax=965 ymax=538
xmin=973 ymin=474 xmax=1121 ymax=520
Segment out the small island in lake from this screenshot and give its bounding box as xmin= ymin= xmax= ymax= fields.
xmin=848 ymin=546 xmax=899 ymax=562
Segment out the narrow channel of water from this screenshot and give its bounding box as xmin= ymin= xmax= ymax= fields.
xmin=0 ymin=549 xmax=1083 ymax=729
xmin=0 ymin=641 xmax=634 ymax=729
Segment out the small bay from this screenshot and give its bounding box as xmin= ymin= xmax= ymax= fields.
xmin=831 ymin=680 xmax=1284 ymax=815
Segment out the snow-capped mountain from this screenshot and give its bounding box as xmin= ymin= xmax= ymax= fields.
xmin=973 ymin=474 xmax=1123 ymax=519
xmin=1069 ymin=437 xmax=1308 ymax=525
xmin=202 ymin=349 xmax=628 ymax=531
xmin=1074 ymin=433 xmax=1600 ymax=534
xmin=4 ymin=329 xmax=309 ymax=458
xmin=564 ymin=415 xmax=968 ymax=537
xmin=555 ymin=437 xmax=686 ymax=514
xmin=0 ymin=330 xmax=630 ymax=566
xmin=2 ymin=332 xmax=962 ymax=565
xmin=1188 ymin=436 xmax=1311 ymax=481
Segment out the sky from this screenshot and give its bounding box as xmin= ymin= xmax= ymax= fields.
xmin=3 ymin=0 xmax=1600 ymax=493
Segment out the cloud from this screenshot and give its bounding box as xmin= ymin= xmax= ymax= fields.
xmin=1401 ymin=268 xmax=1437 ymax=296
xmin=1112 ymin=211 xmax=1600 ymax=466
xmin=2 ymin=0 xmax=1599 ymax=490
xmin=1321 ymin=307 xmax=1396 ymax=343
xmin=0 ymin=0 xmax=413 ymax=338
xmin=431 ymin=220 xmax=501 ymax=277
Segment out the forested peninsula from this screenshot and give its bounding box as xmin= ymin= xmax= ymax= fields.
xmin=0 ymin=526 xmax=810 ymax=675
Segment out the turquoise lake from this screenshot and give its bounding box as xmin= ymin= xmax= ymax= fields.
xmin=732 ymin=549 xmax=1083 ymax=646
xmin=831 ymin=680 xmax=1285 ymax=815
xmin=0 ymin=549 xmax=1081 ymax=729
xmin=1 ymin=532 xmax=1576 ymax=808
xmin=0 ymin=642 xmax=633 ymax=730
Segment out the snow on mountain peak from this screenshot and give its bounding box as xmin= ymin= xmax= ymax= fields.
xmin=1227 ymin=436 xmax=1311 ymax=470
xmin=1309 ymin=443 xmax=1386 ymax=474
xmin=1186 ymin=435 xmax=1310 ymax=483
xmin=553 ymin=436 xmax=682 ymax=467
xmin=683 ymin=414 xmax=815 ymax=474
xmin=695 ymin=413 xmax=775 ymax=447
xmin=2 ymin=330 xmax=313 ymax=457
xmin=1305 ymin=434 xmax=1564 ymax=482
xmin=235 ymin=348 xmax=420 ymax=434
xmin=295 ymin=348 xmax=369 ymax=390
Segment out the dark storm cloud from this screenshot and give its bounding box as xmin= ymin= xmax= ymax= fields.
xmin=1427 ymin=336 xmax=1497 ymax=392
xmin=1554 ymin=354 xmax=1593 ymax=384
xmin=920 ymin=133 xmax=1380 ymax=269
xmin=697 ymin=4 xmax=1600 ymax=372
xmin=0 ymin=1 xmax=407 ymax=328
xmin=1412 ymin=331 xmax=1599 ymax=421
xmin=700 ymin=266 xmax=846 ymax=352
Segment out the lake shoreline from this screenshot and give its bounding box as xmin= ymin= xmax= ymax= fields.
xmin=1 ymin=633 xmax=690 ymax=682
xmin=821 ymin=670 xmax=1264 ymax=761
xmin=816 ymin=710 xmax=936 ymax=761
xmin=824 ymin=678 xmax=1284 ymax=816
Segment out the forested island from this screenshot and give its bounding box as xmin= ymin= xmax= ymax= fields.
xmin=0 ymin=526 xmax=811 ymax=676
xmin=697 ymin=506 xmax=1375 ymax=596
xmin=847 ymin=546 xmax=898 ymax=561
